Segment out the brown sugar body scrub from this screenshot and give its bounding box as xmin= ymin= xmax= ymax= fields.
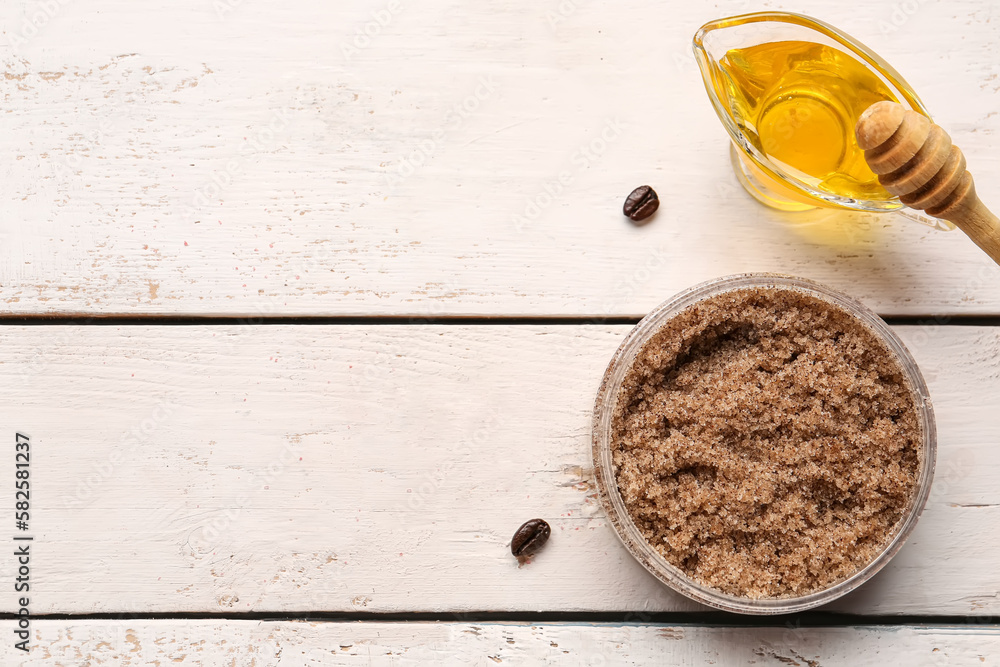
xmin=609 ymin=283 xmax=927 ymax=600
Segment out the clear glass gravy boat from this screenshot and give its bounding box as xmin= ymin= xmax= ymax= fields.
xmin=693 ymin=12 xmax=953 ymax=230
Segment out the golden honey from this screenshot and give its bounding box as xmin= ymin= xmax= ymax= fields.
xmin=712 ymin=40 xmax=902 ymax=201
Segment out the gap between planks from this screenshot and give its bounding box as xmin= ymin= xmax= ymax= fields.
xmin=3 ymin=611 xmax=1000 ymax=627
xmin=1 ymin=315 xmax=1000 ymax=327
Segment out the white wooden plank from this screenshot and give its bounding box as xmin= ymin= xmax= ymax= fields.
xmin=3 ymin=0 xmax=1000 ymax=316
xmin=7 ymin=621 xmax=1000 ymax=666
xmin=0 ymin=324 xmax=997 ymax=616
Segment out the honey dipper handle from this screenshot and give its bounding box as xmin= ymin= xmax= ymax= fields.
xmin=942 ymin=187 xmax=1000 ymax=266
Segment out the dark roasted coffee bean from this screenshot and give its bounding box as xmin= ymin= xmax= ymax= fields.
xmin=510 ymin=518 xmax=551 ymax=558
xmin=623 ymin=185 xmax=659 ymax=222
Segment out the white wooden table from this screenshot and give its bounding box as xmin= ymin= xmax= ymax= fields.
xmin=3 ymin=0 xmax=1000 ymax=664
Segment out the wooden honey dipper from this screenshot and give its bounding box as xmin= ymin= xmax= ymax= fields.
xmin=855 ymin=101 xmax=1000 ymax=265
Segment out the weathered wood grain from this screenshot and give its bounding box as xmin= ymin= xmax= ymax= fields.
xmin=0 ymin=324 xmax=996 ymax=615
xmin=8 ymin=620 xmax=1000 ymax=666
xmin=2 ymin=0 xmax=1000 ymax=316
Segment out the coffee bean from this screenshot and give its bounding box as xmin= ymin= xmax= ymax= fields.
xmin=510 ymin=518 xmax=551 ymax=558
xmin=623 ymin=185 xmax=659 ymax=222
